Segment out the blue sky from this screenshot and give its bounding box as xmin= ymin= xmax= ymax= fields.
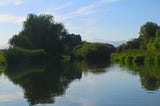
xmin=0 ymin=0 xmax=160 ymax=48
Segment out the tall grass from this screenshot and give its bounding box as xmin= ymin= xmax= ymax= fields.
xmin=111 ymin=50 xmax=160 ymax=65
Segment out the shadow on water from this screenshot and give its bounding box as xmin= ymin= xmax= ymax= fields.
xmin=4 ymin=60 xmax=110 ymax=105
xmin=119 ymin=63 xmax=160 ymax=91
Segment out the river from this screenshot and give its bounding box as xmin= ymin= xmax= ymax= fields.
xmin=0 ymin=61 xmax=160 ymax=106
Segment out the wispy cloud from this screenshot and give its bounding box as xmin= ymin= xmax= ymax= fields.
xmin=49 ymin=2 xmax=73 ymax=12
xmin=0 ymin=0 xmax=23 ymax=6
xmin=54 ymin=0 xmax=120 ymax=21
xmin=0 ymin=14 xmax=25 ymax=24
xmin=71 ymin=0 xmax=120 ymax=16
xmin=50 ymin=0 xmax=120 ymax=41
xmin=101 ymin=0 xmax=120 ymax=3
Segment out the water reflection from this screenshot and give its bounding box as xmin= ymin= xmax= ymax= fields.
xmin=120 ymin=64 xmax=160 ymax=91
xmin=4 ymin=61 xmax=109 ymax=105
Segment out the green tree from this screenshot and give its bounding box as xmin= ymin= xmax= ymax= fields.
xmin=63 ymin=34 xmax=82 ymax=54
xmin=73 ymin=43 xmax=115 ymax=61
xmin=139 ymin=22 xmax=159 ymax=49
xmin=9 ymin=14 xmax=82 ymax=58
xmin=151 ymin=28 xmax=160 ymax=49
xmin=116 ymin=38 xmax=141 ymax=52
xmin=139 ymin=22 xmax=159 ymax=41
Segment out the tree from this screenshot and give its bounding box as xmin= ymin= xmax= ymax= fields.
xmin=139 ymin=22 xmax=159 ymax=41
xmin=139 ymin=22 xmax=159 ymax=49
xmin=72 ymin=43 xmax=115 ymax=61
xmin=151 ymin=28 xmax=160 ymax=49
xmin=116 ymin=38 xmax=141 ymax=52
xmin=63 ymin=34 xmax=82 ymax=54
xmin=9 ymin=14 xmax=82 ymax=58
xmin=155 ymin=28 xmax=160 ymax=37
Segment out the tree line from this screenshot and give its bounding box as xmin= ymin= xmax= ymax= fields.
xmin=5 ymin=14 xmax=114 ymax=64
xmin=112 ymin=22 xmax=160 ymax=65
xmin=117 ymin=22 xmax=160 ymax=52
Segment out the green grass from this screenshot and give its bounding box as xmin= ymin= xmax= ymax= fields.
xmin=111 ymin=50 xmax=160 ymax=65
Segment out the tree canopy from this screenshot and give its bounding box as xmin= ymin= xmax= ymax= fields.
xmin=117 ymin=21 xmax=160 ymax=52
xmin=9 ymin=14 xmax=82 ymax=57
xmin=72 ymin=43 xmax=115 ymax=61
xmin=139 ymin=22 xmax=159 ymax=40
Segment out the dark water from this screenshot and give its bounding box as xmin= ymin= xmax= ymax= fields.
xmin=0 ymin=61 xmax=160 ymax=106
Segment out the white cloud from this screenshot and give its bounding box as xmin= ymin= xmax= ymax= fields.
xmin=0 ymin=14 xmax=25 ymax=24
xmin=0 ymin=0 xmax=23 ymax=6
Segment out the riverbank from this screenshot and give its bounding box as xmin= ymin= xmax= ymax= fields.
xmin=111 ymin=50 xmax=160 ymax=65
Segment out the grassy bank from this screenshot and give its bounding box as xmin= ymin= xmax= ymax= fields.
xmin=111 ymin=50 xmax=160 ymax=65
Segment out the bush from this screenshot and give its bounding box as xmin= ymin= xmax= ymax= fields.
xmin=133 ymin=55 xmax=145 ymax=64
xmin=5 ymin=47 xmax=46 ymax=64
xmin=73 ymin=43 xmax=115 ymax=61
xmin=124 ymin=56 xmax=133 ymax=65
xmin=111 ymin=50 xmax=160 ymax=65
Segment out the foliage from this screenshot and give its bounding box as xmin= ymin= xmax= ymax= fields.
xmin=63 ymin=34 xmax=82 ymax=54
xmin=9 ymin=14 xmax=82 ymax=58
xmin=72 ymin=43 xmax=115 ymax=61
xmin=117 ymin=38 xmax=141 ymax=52
xmin=139 ymin=22 xmax=159 ymax=41
xmin=111 ymin=50 xmax=160 ymax=65
xmin=152 ymin=37 xmax=160 ymax=49
xmin=117 ymin=22 xmax=160 ymax=52
xmin=113 ymin=22 xmax=160 ymax=65
xmin=151 ymin=28 xmax=160 ymax=49
xmin=0 ymin=50 xmax=6 ymax=66
xmin=5 ymin=47 xmax=46 ymax=64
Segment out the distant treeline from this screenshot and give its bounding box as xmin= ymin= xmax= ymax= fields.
xmin=4 ymin=14 xmax=115 ymax=64
xmin=112 ymin=22 xmax=160 ymax=65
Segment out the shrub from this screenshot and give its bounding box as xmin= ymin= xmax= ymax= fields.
xmin=125 ymin=56 xmax=133 ymax=65
xmin=73 ymin=43 xmax=115 ymax=61
xmin=111 ymin=50 xmax=160 ymax=65
xmin=133 ymin=55 xmax=145 ymax=64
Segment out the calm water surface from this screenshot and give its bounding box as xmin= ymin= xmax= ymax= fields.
xmin=0 ymin=62 xmax=160 ymax=106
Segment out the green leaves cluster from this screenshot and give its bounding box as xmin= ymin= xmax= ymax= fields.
xmin=6 ymin=14 xmax=82 ymax=63
xmin=111 ymin=50 xmax=160 ymax=65
xmin=72 ymin=43 xmax=115 ymax=61
xmin=112 ymin=22 xmax=160 ymax=65
xmin=117 ymin=22 xmax=160 ymax=52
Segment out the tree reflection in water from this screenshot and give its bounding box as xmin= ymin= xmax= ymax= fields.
xmin=4 ymin=60 xmax=109 ymax=105
xmin=121 ymin=64 xmax=160 ymax=91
